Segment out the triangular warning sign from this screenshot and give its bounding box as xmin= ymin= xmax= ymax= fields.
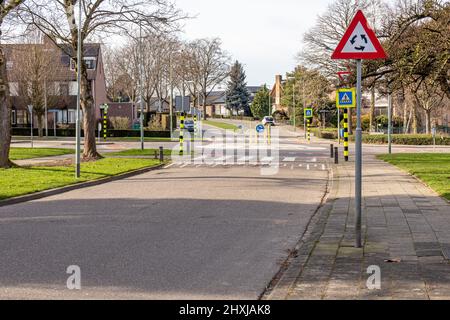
xmin=332 ymin=10 xmax=387 ymax=60
xmin=341 ymin=93 xmax=351 ymax=103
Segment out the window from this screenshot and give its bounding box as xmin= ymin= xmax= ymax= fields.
xmin=16 ymin=110 xmax=25 ymax=125
xmin=84 ymin=58 xmax=96 ymax=70
xmin=11 ymin=110 xmax=16 ymax=125
xmin=70 ymin=58 xmax=96 ymax=70
xmin=68 ymin=110 xmax=76 ymax=123
xmin=60 ymin=83 xmax=69 ymax=96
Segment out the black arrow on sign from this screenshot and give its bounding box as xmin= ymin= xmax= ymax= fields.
xmin=350 ymin=35 xmax=358 ymax=45
xmin=361 ymin=34 xmax=368 ymax=44
xmin=355 ymin=46 xmax=366 ymax=51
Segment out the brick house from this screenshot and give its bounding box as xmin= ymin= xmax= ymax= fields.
xmin=5 ymin=37 xmax=108 ymax=129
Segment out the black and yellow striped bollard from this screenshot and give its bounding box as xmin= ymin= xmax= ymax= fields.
xmin=179 ymin=112 xmax=185 ymax=155
xmin=103 ymin=108 xmax=108 ymax=140
xmin=344 ymin=108 xmax=349 ymax=161
xmin=307 ymin=118 xmax=311 ymax=143
xmin=194 ymin=114 xmax=198 ymax=137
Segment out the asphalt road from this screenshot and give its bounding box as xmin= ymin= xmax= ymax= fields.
xmin=0 ymin=126 xmax=330 ymax=299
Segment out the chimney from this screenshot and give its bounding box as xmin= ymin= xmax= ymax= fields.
xmin=275 ymin=75 xmax=282 ymax=104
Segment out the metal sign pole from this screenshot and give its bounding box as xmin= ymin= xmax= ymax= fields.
xmin=337 ymin=107 xmax=340 ymax=145
xmin=75 ymin=0 xmax=82 ymax=178
xmin=355 ymin=59 xmax=363 ymax=248
xmin=30 ymin=108 xmax=33 ymax=148
xmin=388 ymin=92 xmax=392 ymax=154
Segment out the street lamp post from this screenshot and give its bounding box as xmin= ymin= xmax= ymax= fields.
xmin=139 ymin=22 xmax=144 ymax=151
xmin=75 ymin=0 xmax=82 ymax=178
xmin=169 ymin=54 xmax=174 ymax=140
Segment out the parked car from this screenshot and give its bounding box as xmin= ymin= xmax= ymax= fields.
xmin=262 ymin=116 xmax=275 ymax=126
xmin=184 ymin=120 xmax=195 ymax=132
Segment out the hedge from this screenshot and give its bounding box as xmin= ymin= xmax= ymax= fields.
xmin=350 ymin=134 xmax=450 ymax=146
xmin=12 ymin=127 xmax=170 ymax=138
xmin=310 ymin=128 xmax=339 ymax=140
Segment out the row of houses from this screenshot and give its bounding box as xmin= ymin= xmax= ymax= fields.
xmin=6 ymin=36 xmax=267 ymax=131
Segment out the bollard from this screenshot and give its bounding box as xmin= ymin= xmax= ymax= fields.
xmin=344 ymin=108 xmax=349 ymax=162
xmin=179 ymin=112 xmax=185 ymax=156
xmin=307 ymin=118 xmax=311 ymax=143
xmin=159 ymin=146 xmax=164 ymax=162
xmin=330 ymin=144 xmax=334 ymax=158
xmin=334 ymin=147 xmax=339 ymax=164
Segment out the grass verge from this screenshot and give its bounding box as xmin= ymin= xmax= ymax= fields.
xmin=0 ymin=158 xmax=161 ymax=200
xmin=377 ymin=153 xmax=450 ymax=200
xmin=10 ymin=148 xmax=74 ymax=160
xmin=203 ymin=120 xmax=239 ymax=131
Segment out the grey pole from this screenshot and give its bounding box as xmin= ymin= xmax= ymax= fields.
xmin=139 ymin=22 xmax=144 ymax=151
xmin=303 ymin=78 xmax=306 ymax=139
xmin=169 ymin=54 xmax=174 ymax=140
xmin=292 ymin=82 xmax=296 ymax=132
xmin=355 ymin=59 xmax=363 ymax=248
xmin=30 ymin=107 xmax=33 ymax=148
xmin=53 ymin=111 xmax=57 ymax=137
xmin=44 ymin=81 xmax=48 ymax=137
xmin=338 ymin=107 xmax=341 ymax=145
xmin=75 ymin=0 xmax=82 ymax=178
xmin=388 ymin=91 xmax=392 ymax=154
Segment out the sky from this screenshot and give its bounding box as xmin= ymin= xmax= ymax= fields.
xmin=176 ymin=0 xmax=335 ymax=87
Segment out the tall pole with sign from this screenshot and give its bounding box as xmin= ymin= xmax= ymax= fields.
xmin=75 ymin=0 xmax=82 ymax=178
xmin=332 ymin=10 xmax=387 ymax=248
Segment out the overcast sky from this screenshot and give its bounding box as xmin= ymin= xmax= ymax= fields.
xmin=176 ymin=0 xmax=335 ymax=87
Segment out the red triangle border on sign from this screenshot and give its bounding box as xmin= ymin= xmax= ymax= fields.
xmin=332 ymin=10 xmax=387 ymax=60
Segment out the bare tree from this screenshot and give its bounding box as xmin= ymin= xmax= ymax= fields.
xmin=414 ymin=79 xmax=446 ymax=134
xmin=299 ymin=0 xmax=387 ymax=78
xmin=9 ymin=31 xmax=61 ymax=137
xmin=0 ymin=0 xmax=26 ymax=169
xmin=17 ymin=0 xmax=184 ymax=160
xmin=183 ymin=38 xmax=230 ymax=119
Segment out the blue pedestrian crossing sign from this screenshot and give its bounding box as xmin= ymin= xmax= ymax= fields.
xmin=304 ymin=108 xmax=313 ymax=118
xmin=336 ymin=88 xmax=356 ymax=108
xmin=256 ymin=124 xmax=265 ymax=133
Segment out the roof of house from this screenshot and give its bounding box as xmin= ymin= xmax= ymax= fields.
xmin=4 ymin=43 xmax=101 ymax=82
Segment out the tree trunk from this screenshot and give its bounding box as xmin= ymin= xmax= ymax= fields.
xmin=403 ymin=102 xmax=408 ymax=134
xmin=425 ymin=109 xmax=431 ymax=135
xmin=369 ymin=85 xmax=375 ymax=132
xmin=37 ymin=114 xmax=44 ymax=138
xmin=0 ymin=47 xmax=13 ymax=168
xmin=80 ymin=68 xmax=100 ymax=160
xmin=202 ymin=91 xmax=207 ymax=120
xmin=412 ymin=103 xmax=418 ymax=134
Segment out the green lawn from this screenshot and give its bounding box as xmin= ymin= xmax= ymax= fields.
xmin=10 ymin=148 xmax=74 ymax=160
xmin=104 ymin=148 xmax=173 ymax=157
xmin=0 ymin=158 xmax=161 ymax=200
xmin=377 ymin=153 xmax=450 ymax=200
xmin=203 ymin=120 xmax=239 ymax=131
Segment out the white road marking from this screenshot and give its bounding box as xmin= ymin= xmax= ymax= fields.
xmin=283 ymin=157 xmax=296 ymax=162
xmin=261 ymin=157 xmax=274 ymax=163
xmin=322 ymin=164 xmax=326 ymax=171
xmin=307 ymin=164 xmax=310 ymax=170
xmin=164 ymin=163 xmax=175 ymax=169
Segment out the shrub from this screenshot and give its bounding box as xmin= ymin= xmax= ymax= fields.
xmin=311 ymin=128 xmax=339 ymax=140
xmin=110 ymin=117 xmax=131 ymax=130
xmin=349 ymin=134 xmax=450 ymax=145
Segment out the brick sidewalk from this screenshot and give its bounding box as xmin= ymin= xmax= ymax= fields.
xmin=265 ymin=153 xmax=450 ymax=300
